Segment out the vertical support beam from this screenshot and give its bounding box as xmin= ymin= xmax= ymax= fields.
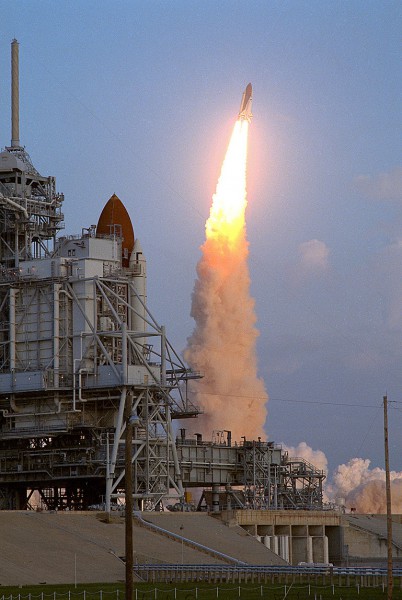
xmin=122 ymin=323 xmax=127 ymax=385
xmin=9 ymin=288 xmax=16 ymax=371
xmin=125 ymin=391 xmax=134 ymax=600
xmin=105 ymin=387 xmax=127 ymax=515
xmin=53 ymin=284 xmax=60 ymax=387
xmin=166 ymin=403 xmax=184 ymax=497
xmin=160 ymin=325 xmax=166 ymax=386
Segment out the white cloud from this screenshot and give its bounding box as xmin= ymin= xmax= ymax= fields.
xmin=355 ymin=166 xmax=402 ymax=201
xmin=298 ymin=239 xmax=330 ymax=272
xmin=373 ymin=239 xmax=402 ymax=330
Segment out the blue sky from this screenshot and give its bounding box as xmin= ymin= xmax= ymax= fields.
xmin=1 ymin=1 xmax=401 ymax=476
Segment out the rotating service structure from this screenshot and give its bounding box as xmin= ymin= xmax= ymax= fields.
xmin=0 ymin=40 xmax=325 ymax=512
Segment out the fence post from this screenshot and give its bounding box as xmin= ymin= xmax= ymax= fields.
xmin=260 ymin=585 xmax=263 ymax=597
xmin=238 ymin=586 xmax=240 ymax=598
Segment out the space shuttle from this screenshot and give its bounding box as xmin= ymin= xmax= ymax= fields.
xmin=238 ymin=83 xmax=253 ymax=122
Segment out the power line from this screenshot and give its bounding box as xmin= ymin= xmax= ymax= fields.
xmin=193 ymin=389 xmax=382 ymax=408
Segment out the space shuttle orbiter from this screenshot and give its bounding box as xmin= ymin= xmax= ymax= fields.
xmin=238 ymin=83 xmax=253 ymax=122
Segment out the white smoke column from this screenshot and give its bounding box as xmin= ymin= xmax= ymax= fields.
xmin=184 ymin=120 xmax=268 ymax=441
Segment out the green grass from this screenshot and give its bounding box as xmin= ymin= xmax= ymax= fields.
xmin=1 ymin=582 xmax=402 ymax=600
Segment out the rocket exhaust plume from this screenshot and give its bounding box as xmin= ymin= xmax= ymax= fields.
xmin=184 ymin=85 xmax=268 ymax=441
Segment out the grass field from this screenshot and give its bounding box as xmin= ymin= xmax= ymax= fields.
xmin=1 ymin=582 xmax=402 ymax=600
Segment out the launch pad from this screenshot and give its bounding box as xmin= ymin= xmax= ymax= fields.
xmin=0 ymin=40 xmax=325 ymax=513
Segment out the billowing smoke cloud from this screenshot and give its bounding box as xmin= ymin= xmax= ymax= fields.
xmin=328 ymin=457 xmax=402 ymax=513
xmin=330 ymin=457 xmax=384 ymax=500
xmin=283 ymin=441 xmax=328 ymax=474
xmin=290 ymin=443 xmax=402 ymax=513
xmin=345 ymin=479 xmax=402 ymax=513
xmin=184 ymin=120 xmax=268 ymax=442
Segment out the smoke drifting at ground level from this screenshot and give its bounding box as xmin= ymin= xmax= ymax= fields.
xmin=287 ymin=442 xmax=402 ymax=513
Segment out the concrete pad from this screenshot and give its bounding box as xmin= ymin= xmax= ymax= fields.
xmin=0 ymin=510 xmax=287 ymax=585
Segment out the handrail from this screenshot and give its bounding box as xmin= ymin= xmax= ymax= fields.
xmin=134 ymin=564 xmax=402 ymax=576
xmin=133 ymin=511 xmax=246 ymax=565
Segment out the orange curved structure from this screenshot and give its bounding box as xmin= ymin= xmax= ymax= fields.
xmin=96 ymin=193 xmax=134 ymax=267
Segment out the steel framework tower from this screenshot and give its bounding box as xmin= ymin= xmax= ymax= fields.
xmin=0 ymin=40 xmax=198 ymax=511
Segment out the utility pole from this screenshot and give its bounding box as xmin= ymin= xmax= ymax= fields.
xmin=384 ymin=395 xmax=393 ymax=600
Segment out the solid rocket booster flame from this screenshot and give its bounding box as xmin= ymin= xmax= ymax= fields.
xmin=206 ymin=120 xmax=248 ymax=248
xmin=184 ymin=86 xmax=268 ymax=442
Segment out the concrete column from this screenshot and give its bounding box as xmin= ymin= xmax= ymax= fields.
xmin=212 ymin=483 xmax=220 ymax=512
xmin=307 ymin=536 xmax=313 ymax=563
xmin=280 ymin=536 xmax=290 ymax=562
xmin=324 ymin=535 xmax=329 ymax=564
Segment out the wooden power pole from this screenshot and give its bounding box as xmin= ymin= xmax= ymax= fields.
xmin=384 ymin=395 xmax=393 ymax=600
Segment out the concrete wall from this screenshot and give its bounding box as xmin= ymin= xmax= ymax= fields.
xmin=226 ymin=511 xmax=338 ymax=565
xmin=226 ymin=510 xmax=402 ymax=567
xmin=345 ymin=527 xmax=388 ymax=559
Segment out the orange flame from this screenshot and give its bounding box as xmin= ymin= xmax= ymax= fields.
xmin=206 ymin=120 xmax=249 ymax=247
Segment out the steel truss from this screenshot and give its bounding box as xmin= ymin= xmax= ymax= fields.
xmin=176 ymin=436 xmax=325 ymax=511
